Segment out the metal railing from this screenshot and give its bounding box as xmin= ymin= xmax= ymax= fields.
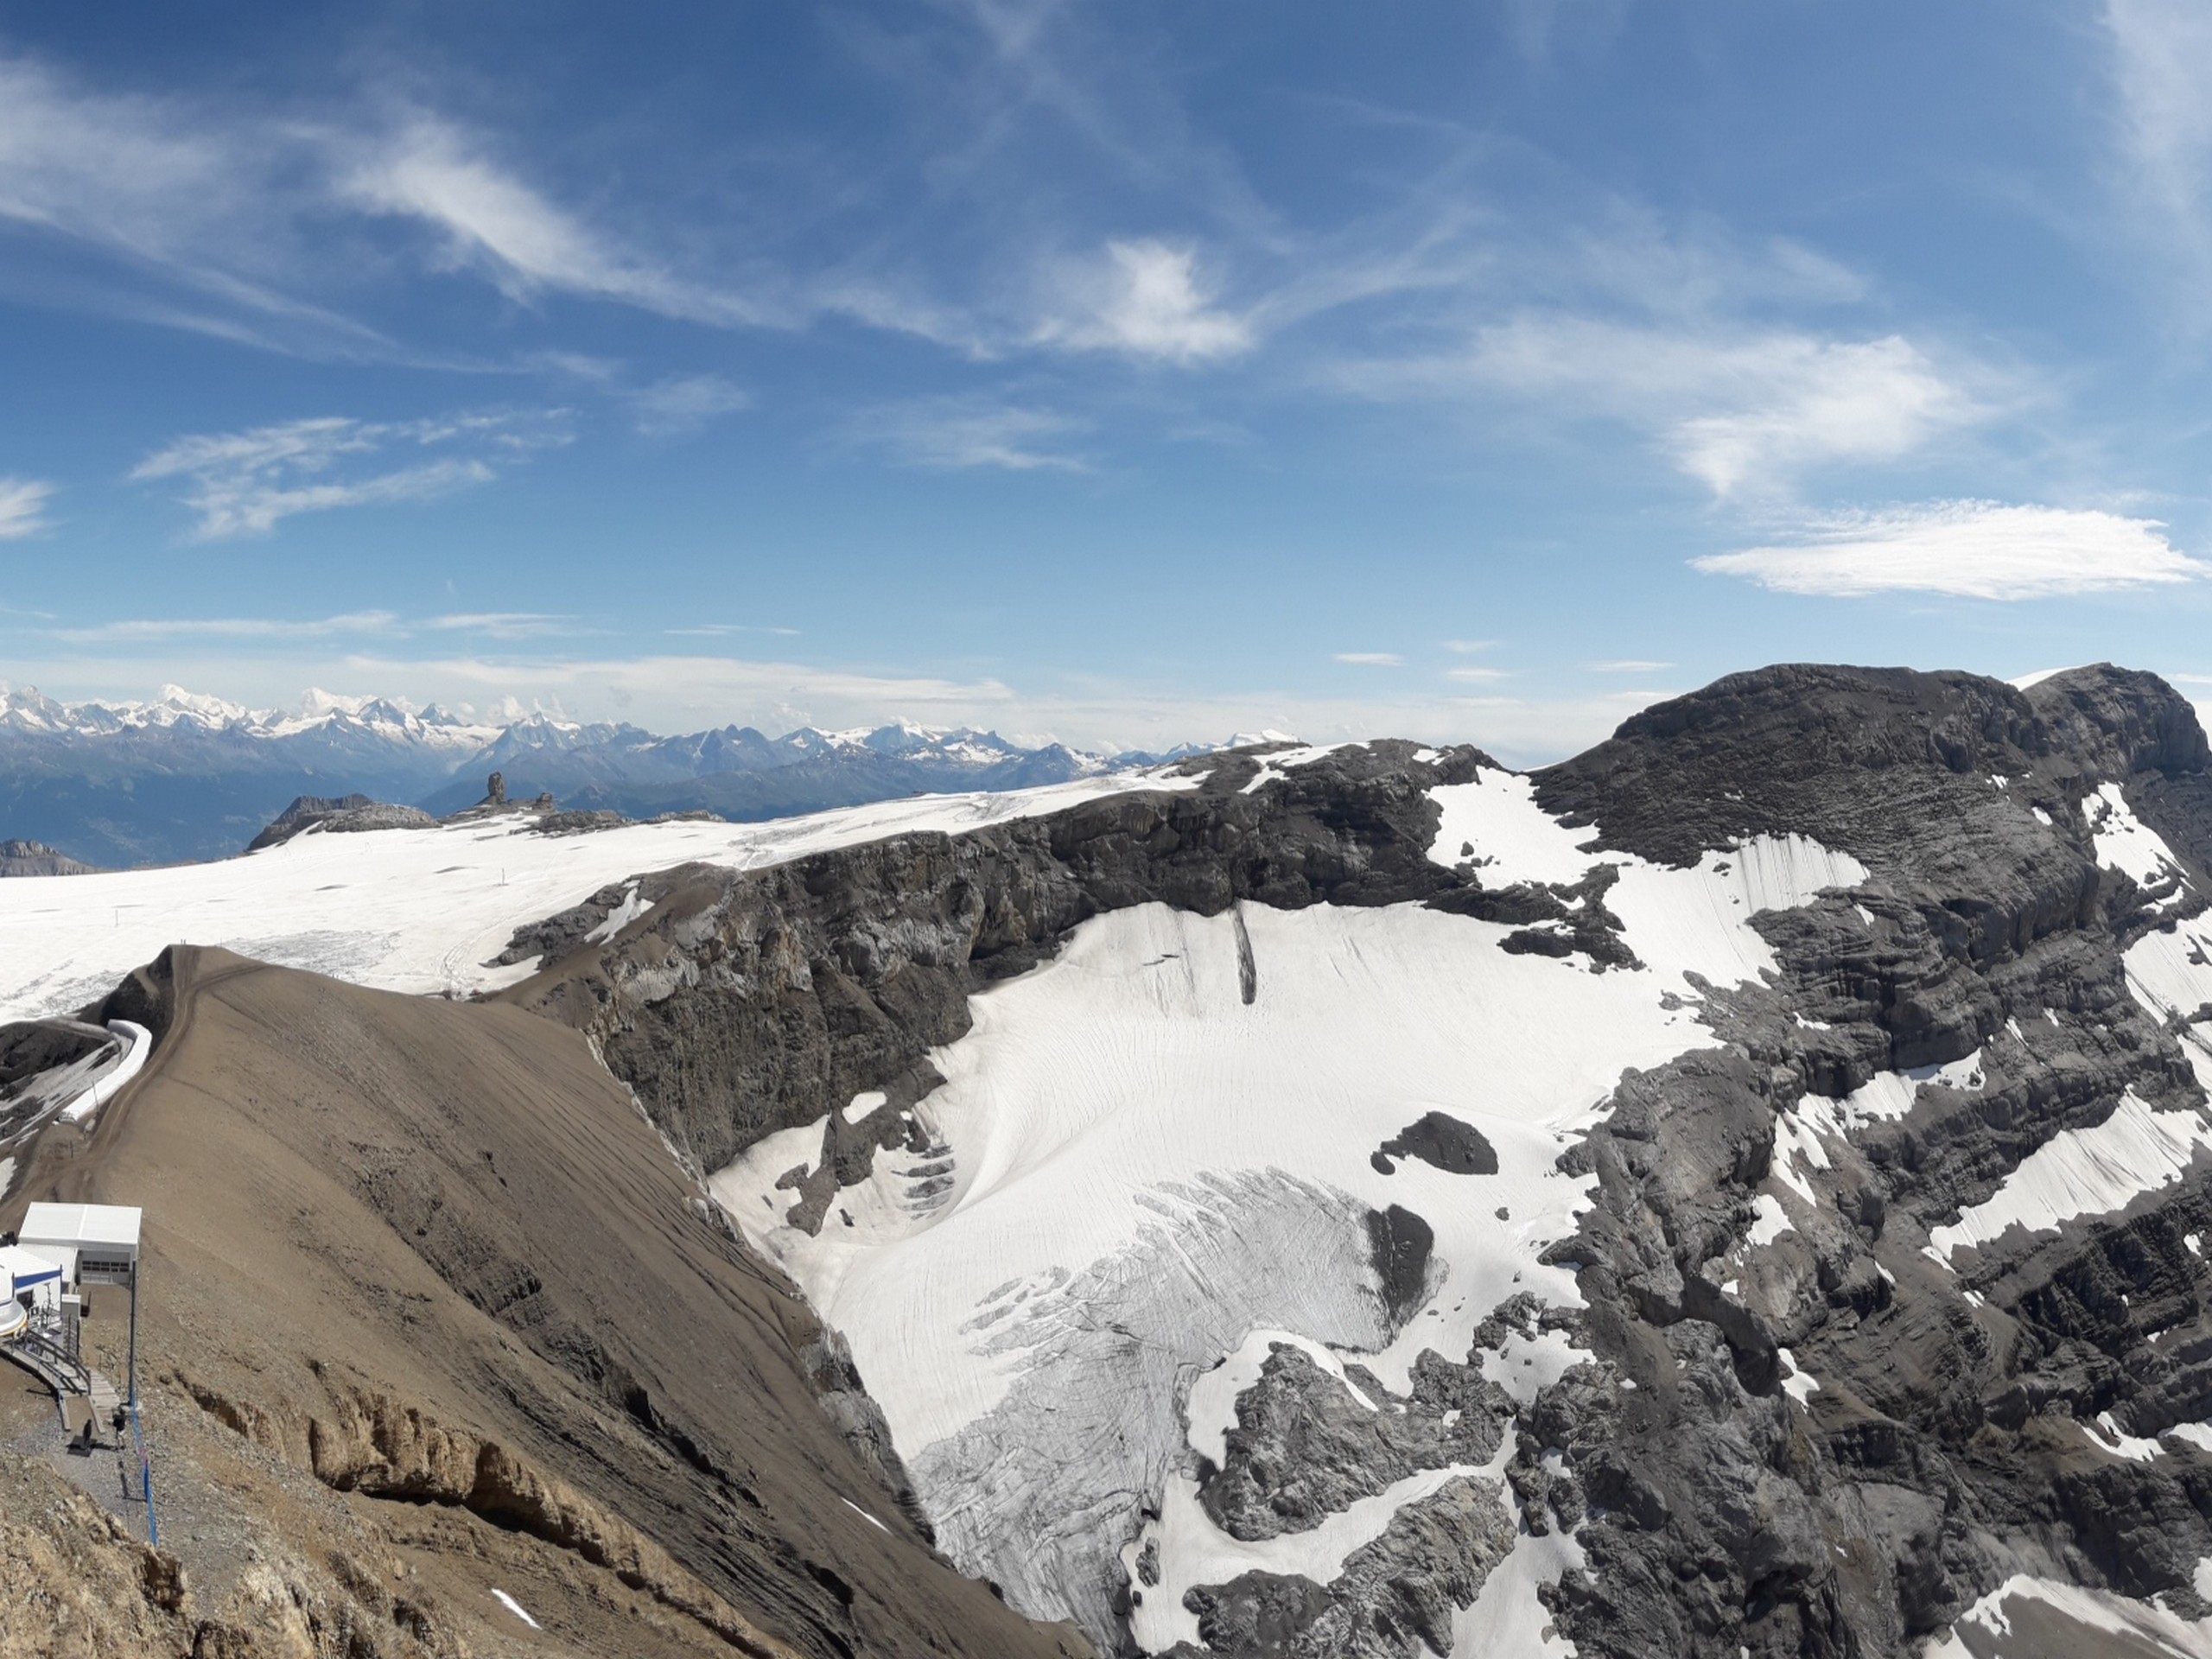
xmin=6 ymin=1324 xmax=90 ymax=1399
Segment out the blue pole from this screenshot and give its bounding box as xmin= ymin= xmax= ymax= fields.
xmin=130 ymin=1402 xmax=156 ymax=1547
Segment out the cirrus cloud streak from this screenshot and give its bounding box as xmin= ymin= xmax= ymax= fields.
xmin=130 ymin=410 xmax=571 ymax=539
xmin=0 ymin=477 xmax=54 ymax=539
xmin=1693 ymin=501 xmax=2210 ymax=600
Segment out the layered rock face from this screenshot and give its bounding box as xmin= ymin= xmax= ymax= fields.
xmin=465 ymin=664 xmax=2212 ymax=1656
xmin=1529 ymin=665 xmax=2212 ymax=1655
xmin=500 ymin=740 xmax=1630 ymax=1177
xmin=245 ymin=793 xmax=437 ymax=851
xmin=0 ymin=836 xmax=96 ymax=876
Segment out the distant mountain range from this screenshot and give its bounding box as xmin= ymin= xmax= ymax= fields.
xmin=0 ymin=684 xmax=1201 ymax=868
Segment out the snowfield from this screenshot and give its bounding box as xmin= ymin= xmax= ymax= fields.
xmin=709 ymin=761 xmax=1872 ymax=1649
xmin=0 ymin=772 xmax=1191 ymax=1020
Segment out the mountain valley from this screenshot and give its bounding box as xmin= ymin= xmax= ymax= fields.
xmin=0 ymin=685 xmax=1166 ymax=869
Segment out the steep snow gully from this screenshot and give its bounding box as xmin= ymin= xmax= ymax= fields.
xmin=21 ymin=662 xmax=2212 ymax=1658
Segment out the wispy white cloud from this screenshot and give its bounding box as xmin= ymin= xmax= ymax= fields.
xmin=1035 ymin=240 xmax=1252 ymax=365
xmin=46 ymin=609 xmax=582 ymax=645
xmin=1445 ymin=666 xmax=1510 ymax=682
xmin=0 ymin=57 xmax=232 ymax=252
xmin=627 ymin=373 xmax=751 ymax=436
xmin=130 ymin=410 xmax=569 ymax=538
xmin=0 ymin=478 xmax=54 ymax=539
xmin=425 ymin=613 xmax=576 ymax=639
xmin=1693 ymin=500 xmax=2210 ymax=600
xmin=2105 ymin=0 xmax=2212 ymax=315
xmin=664 ymin=622 xmax=802 ymax=637
xmin=1586 ymin=658 xmax=1673 ymax=672
xmin=0 ymin=60 xmax=790 ymax=352
xmin=334 ymin=117 xmax=774 ymax=328
xmin=848 ymin=397 xmax=1090 ymax=471
xmin=0 ymin=55 xmax=397 ymax=353
xmin=51 ymin=610 xmax=403 ymax=644
xmin=1453 ymin=317 xmax=1987 ymax=498
xmin=1334 ymin=652 xmax=1403 ymax=667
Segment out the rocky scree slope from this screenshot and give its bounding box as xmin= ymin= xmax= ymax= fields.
xmin=0 ymin=944 xmax=1090 ymax=1659
xmin=492 ymin=664 xmax=2212 ymax=1658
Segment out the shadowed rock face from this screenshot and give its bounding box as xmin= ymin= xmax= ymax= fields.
xmin=245 ymin=793 xmax=435 ymax=851
xmin=503 ymin=741 xmax=1510 ymax=1178
xmin=1529 ymin=664 xmax=2212 ymax=1656
xmin=491 ymin=665 xmax=2212 ymax=1659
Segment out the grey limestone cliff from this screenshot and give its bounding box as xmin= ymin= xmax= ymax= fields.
xmin=490 ymin=665 xmax=2212 ymax=1658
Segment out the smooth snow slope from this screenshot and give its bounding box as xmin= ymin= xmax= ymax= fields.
xmin=0 ymin=772 xmax=1187 ymax=1020
xmin=709 ymin=760 xmax=1869 ymax=1648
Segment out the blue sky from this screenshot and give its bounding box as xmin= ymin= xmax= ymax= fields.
xmin=3 ymin=0 xmax=2212 ymax=757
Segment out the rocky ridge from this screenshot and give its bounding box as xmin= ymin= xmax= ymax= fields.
xmin=0 ymin=837 xmax=97 ymax=876
xmin=502 ymin=741 xmax=1646 ymax=1180
xmin=246 ymin=794 xmax=438 ymax=851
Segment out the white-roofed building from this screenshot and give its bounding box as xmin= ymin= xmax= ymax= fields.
xmin=17 ymin=1201 xmax=141 ymax=1288
xmin=9 ymin=1201 xmax=147 ymax=1412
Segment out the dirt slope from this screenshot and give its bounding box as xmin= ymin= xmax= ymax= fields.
xmin=3 ymin=944 xmax=1086 ymax=1659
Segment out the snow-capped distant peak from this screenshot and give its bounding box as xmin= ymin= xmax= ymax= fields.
xmin=293 ymin=686 xmax=423 ymax=722
xmin=778 ymin=726 xmax=873 ymax=754
xmin=1224 ymin=728 xmax=1301 ymax=749
xmin=151 ymin=684 xmax=254 ymax=725
xmin=0 ymin=682 xmax=1212 ymax=866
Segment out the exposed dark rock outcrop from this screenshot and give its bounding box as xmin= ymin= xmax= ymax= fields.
xmin=1522 ymin=664 xmax=2212 ymax=1656
xmin=1371 ymin=1111 xmax=1497 ymax=1177
xmin=1198 ymin=1344 xmax=1510 ymax=1541
xmin=1170 ymin=1476 xmax=1517 ymax=1659
xmin=503 ymin=742 xmax=1508 ymax=1176
xmin=0 ymin=836 xmax=98 ymax=876
xmin=246 ymin=794 xmax=435 ymax=852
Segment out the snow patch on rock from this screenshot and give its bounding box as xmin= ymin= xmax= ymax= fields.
xmin=1920 ymin=1571 xmax=2212 ymax=1657
xmin=1926 ymin=1091 xmax=2212 ymax=1267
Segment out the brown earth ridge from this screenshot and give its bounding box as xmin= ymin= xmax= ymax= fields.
xmin=0 ymin=946 xmax=1088 ymax=1659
